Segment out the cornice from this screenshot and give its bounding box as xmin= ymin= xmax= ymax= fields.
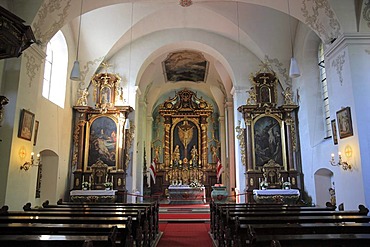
xmin=325 ymin=33 xmax=370 ymax=58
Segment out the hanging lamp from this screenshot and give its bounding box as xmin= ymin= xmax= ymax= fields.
xmin=70 ymin=0 xmax=83 ymax=81
xmin=287 ymin=0 xmax=301 ymax=78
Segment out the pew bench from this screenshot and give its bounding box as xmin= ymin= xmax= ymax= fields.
xmin=0 ymin=223 xmax=130 ymax=247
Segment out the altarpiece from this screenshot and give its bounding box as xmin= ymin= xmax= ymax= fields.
xmin=71 ymin=72 xmax=133 ymax=202
xmin=238 ymin=65 xmax=302 ymax=203
xmin=150 ymin=89 xmax=220 ymax=200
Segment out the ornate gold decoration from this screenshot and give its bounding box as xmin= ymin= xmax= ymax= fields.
xmin=91 ymin=72 xmax=121 ymax=113
xmin=235 ymin=124 xmax=246 ymax=166
xmin=250 ymin=177 xmax=254 ymax=186
xmin=118 ymin=178 xmax=122 ymax=186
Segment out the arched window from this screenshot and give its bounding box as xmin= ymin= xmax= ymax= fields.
xmin=42 ymin=31 xmax=68 ymax=108
xmin=318 ymin=42 xmax=331 ymax=138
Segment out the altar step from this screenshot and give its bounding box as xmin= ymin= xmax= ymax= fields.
xmin=159 ymin=204 xmax=210 ymax=223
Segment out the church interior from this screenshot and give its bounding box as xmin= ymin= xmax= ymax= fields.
xmin=1 ymin=0 xmax=370 ymax=246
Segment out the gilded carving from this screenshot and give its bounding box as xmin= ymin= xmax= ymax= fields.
xmin=235 ymin=124 xmax=246 ymax=166
xmin=118 ymin=178 xmax=122 ymax=187
xmin=250 ymin=177 xmax=254 ymax=187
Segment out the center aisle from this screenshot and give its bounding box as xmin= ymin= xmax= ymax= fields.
xmin=157 ymin=223 xmax=213 ymax=247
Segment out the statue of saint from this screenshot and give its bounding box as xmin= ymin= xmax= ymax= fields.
xmin=172 ymin=145 xmax=180 ymax=163
xmin=190 ymin=145 xmax=198 ymax=165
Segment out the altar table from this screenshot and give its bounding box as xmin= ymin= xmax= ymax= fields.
xmin=253 ymin=189 xmax=300 ymax=204
xmin=70 ymin=190 xmax=117 ymax=203
xmin=168 ymin=186 xmax=206 ymax=204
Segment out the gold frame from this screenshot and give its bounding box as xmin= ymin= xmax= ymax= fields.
xmin=18 ymin=109 xmax=35 ymax=141
xmin=251 ymin=114 xmax=287 ymax=171
xmin=336 ymin=107 xmax=353 ymax=139
xmin=84 ymin=115 xmax=121 ymax=171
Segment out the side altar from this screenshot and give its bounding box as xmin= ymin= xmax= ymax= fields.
xmin=168 ymin=185 xmax=206 ymax=204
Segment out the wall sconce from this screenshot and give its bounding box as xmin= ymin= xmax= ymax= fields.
xmin=330 ymin=152 xmax=351 ymax=171
xmin=20 ymin=152 xmax=41 ymax=171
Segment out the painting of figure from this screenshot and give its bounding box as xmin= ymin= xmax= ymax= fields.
xmin=254 ymin=116 xmax=283 ymax=167
xmin=87 ymin=116 xmax=117 ymax=167
xmin=163 ymin=50 xmax=208 ymax=83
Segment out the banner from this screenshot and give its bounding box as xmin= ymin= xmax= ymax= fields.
xmin=216 ymin=159 xmax=224 ymax=182
xmin=149 ymin=161 xmax=156 ymax=184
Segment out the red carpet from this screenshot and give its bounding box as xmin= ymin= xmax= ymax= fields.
xmin=158 ymin=223 xmax=213 ymax=247
xmin=159 ymin=213 xmax=210 ymax=220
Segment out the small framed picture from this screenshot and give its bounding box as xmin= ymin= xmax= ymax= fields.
xmin=336 ymin=107 xmax=353 ymax=139
xmin=18 ymin=109 xmax=35 ymax=141
xmin=33 ymin=120 xmax=39 ymax=146
xmin=331 ymin=119 xmax=338 ymax=145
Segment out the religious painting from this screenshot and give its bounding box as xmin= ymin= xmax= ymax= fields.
xmin=18 ymin=109 xmax=35 ymax=141
xmin=253 ymin=116 xmax=283 ymax=167
xmin=86 ymin=116 xmax=118 ymax=168
xmin=331 ymin=119 xmax=338 ymax=145
xmin=336 ymin=107 xmax=353 ymax=139
xmin=163 ymin=50 xmax=209 ymax=83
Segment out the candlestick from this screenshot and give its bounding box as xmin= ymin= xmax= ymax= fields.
xmin=82 ymin=175 xmax=84 ymax=183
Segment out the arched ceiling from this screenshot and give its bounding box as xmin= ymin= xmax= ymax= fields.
xmin=30 ymin=0 xmax=359 ymax=111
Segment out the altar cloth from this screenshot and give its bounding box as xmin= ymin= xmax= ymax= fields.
xmin=168 ymin=186 xmax=206 ymax=204
xmin=70 ymin=190 xmax=117 ymax=202
xmin=253 ymin=189 xmax=300 ymax=204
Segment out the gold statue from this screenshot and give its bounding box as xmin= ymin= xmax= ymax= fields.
xmin=178 ymin=121 xmax=194 ymax=156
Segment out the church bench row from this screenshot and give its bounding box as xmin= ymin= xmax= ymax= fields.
xmin=210 ymin=202 xmax=370 ymax=247
xmin=39 ymin=201 xmax=159 ymax=244
xmin=233 ymin=221 xmax=370 ymax=247
xmin=0 ymin=222 xmax=130 ymax=247
xmin=1 ymin=203 xmax=159 ymax=247
xmin=42 ymin=200 xmax=159 ymax=239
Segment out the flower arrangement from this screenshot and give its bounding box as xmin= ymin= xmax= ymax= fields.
xmin=260 ymin=180 xmax=269 ymax=189
xmin=189 ymin=180 xmax=202 ymax=188
xmin=104 ymin=182 xmax=113 ymax=189
xmin=282 ymin=181 xmax=291 ymax=190
xmin=82 ymin=181 xmax=90 ymax=189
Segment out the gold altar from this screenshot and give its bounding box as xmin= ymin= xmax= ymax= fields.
xmin=150 ymin=89 xmax=220 ymax=199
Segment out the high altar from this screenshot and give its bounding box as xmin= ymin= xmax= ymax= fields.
xmin=70 ymin=71 xmax=134 ymax=202
xmin=238 ymin=64 xmax=302 ymax=204
xmin=150 ymin=88 xmax=221 ymax=200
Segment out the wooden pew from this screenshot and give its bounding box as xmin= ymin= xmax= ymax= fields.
xmin=210 ymin=202 xmax=370 ymax=247
xmin=232 ymin=221 xmax=370 ymax=247
xmin=19 ymin=203 xmax=149 ymax=246
xmin=44 ymin=200 xmax=159 ymax=241
xmin=0 ymin=221 xmax=132 ymax=247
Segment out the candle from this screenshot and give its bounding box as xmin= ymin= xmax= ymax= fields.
xmin=105 ymin=174 xmax=108 ymax=183
xmin=331 ymin=153 xmax=334 ymax=158
xmin=111 ymin=175 xmax=113 ymax=182
xmin=82 ymin=175 xmax=85 ymax=183
xmin=89 ymin=175 xmax=92 ymax=183
xmin=31 ymin=152 xmax=34 ymax=160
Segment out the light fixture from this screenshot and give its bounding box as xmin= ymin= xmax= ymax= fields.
xmin=330 ymin=152 xmax=352 ymax=171
xmin=287 ymin=0 xmax=301 ymax=78
xmin=70 ymin=0 xmax=83 ymax=81
xmin=240 ymin=118 xmax=246 ymax=129
xmin=20 ymin=152 xmax=41 ymax=171
xmin=124 ymin=119 xmax=130 ymax=130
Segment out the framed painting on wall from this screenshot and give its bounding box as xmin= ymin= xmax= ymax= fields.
xmin=331 ymin=119 xmax=338 ymax=145
xmin=18 ymin=109 xmax=35 ymax=141
xmin=336 ymin=107 xmax=353 ymax=139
